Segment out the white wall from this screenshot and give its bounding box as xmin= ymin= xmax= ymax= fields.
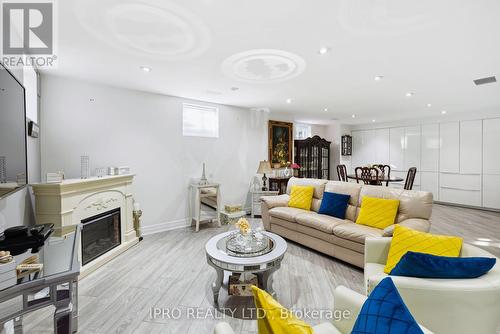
xmin=324 ymin=122 xmax=352 ymax=180
xmin=40 ymin=75 xmax=268 ymax=233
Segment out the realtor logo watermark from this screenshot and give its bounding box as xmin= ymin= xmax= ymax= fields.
xmin=1 ymin=0 xmax=57 ymax=68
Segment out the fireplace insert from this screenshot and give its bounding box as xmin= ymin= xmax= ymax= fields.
xmin=81 ymin=208 xmax=121 ymax=266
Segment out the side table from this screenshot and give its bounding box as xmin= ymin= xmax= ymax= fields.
xmin=190 ymin=183 xmax=222 ymax=232
xmin=269 ymin=177 xmax=291 ymax=195
xmin=250 ymin=190 xmax=279 ymax=218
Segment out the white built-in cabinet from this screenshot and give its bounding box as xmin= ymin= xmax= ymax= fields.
xmin=389 ymin=127 xmax=405 ymax=171
xmin=482 ymin=118 xmax=500 ymax=209
xmin=439 ymin=120 xmax=482 ymax=207
xmin=439 ymin=122 xmax=460 ymax=173
xmin=420 ymin=124 xmax=439 ymax=200
xmin=351 ymin=118 xmax=499 ymax=209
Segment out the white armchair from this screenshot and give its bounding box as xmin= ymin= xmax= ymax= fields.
xmin=213 ymin=286 xmax=433 ymax=334
xmin=364 ymin=237 xmax=500 ymax=334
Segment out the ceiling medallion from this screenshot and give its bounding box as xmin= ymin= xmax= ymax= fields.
xmin=75 ymin=0 xmax=211 ymax=60
xmin=222 ymin=49 xmax=306 ymax=84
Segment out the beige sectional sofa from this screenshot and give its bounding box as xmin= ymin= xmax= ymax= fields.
xmin=261 ymin=177 xmax=433 ymax=268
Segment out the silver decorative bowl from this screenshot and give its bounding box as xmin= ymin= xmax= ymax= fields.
xmin=225 ymin=231 xmax=272 ymax=257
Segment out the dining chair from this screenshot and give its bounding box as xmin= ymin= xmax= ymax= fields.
xmin=404 ymin=167 xmax=417 ymax=190
xmin=355 ymin=167 xmax=379 ymax=185
xmin=337 ymin=164 xmax=348 ymax=182
xmin=374 ymin=164 xmax=391 ymax=186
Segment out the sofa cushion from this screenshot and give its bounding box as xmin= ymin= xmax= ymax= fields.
xmin=332 ymin=222 xmax=384 ymax=244
xmin=318 ymin=192 xmax=351 ymax=219
xmin=296 ymin=212 xmax=347 ymax=234
xmin=294 ymin=223 xmax=365 ymax=253
xmin=396 ymin=190 xmax=433 ymax=223
xmin=269 ymin=207 xmax=310 ymax=222
xmin=288 ymin=185 xmax=314 ymax=210
xmin=270 ymin=216 xmax=299 ymax=231
xmin=352 ymin=277 xmax=424 ymax=334
xmin=356 ymin=196 xmax=400 ymax=229
xmin=251 ymin=285 xmax=314 ymax=334
xmin=325 ymin=181 xmax=362 ymax=221
xmin=384 ymin=225 xmax=463 ymax=274
xmin=286 ymin=177 xmax=328 ymax=199
xmin=390 ymin=251 xmax=497 ymax=278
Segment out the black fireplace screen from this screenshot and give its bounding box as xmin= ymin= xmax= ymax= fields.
xmin=81 ymin=208 xmax=121 ymax=266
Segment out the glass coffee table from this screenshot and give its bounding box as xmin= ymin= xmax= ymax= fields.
xmin=205 ymin=231 xmax=287 ymax=305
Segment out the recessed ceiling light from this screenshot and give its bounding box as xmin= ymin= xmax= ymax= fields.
xmin=140 ymin=66 xmax=151 ymax=72
xmin=318 ymin=47 xmax=330 ymax=55
xmin=405 ymin=92 xmax=414 ymax=97
xmin=426 ymin=103 xmax=432 ymax=107
xmin=351 ymin=114 xmax=356 ymax=118
xmin=231 ymin=87 xmax=239 ymax=91
xmin=374 ymin=75 xmax=384 ymax=81
xmin=286 ymin=98 xmax=292 ymax=104
xmin=323 ymin=108 xmax=328 ymax=112
xmin=441 ymin=110 xmax=447 ymax=115
xmin=372 ymin=119 xmax=376 ymax=122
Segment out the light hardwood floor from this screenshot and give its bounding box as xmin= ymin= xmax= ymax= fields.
xmin=22 ymin=204 xmax=500 ymax=334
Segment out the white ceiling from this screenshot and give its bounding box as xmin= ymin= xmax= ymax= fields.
xmin=44 ymin=0 xmax=500 ymax=124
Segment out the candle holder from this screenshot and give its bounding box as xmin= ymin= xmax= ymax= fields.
xmin=0 ymin=156 xmax=6 ymax=183
xmin=81 ymin=155 xmax=90 ymax=179
xmin=133 ymin=209 xmax=143 ymax=241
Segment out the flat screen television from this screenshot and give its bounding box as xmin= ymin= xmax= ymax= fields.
xmin=0 ymin=63 xmax=27 ymax=199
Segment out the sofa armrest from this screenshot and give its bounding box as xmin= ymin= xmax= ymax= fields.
xmin=382 ymin=218 xmax=431 ymax=237
xmin=332 ymin=286 xmax=366 ymax=333
xmin=364 ymin=237 xmax=391 ymax=266
xmin=261 ymin=194 xmax=290 ymax=209
xmin=261 ymin=195 xmax=289 ymax=231
xmin=213 ymin=322 xmax=236 ymax=334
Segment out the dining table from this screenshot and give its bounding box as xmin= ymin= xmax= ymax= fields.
xmin=346 ymin=174 xmax=404 ymax=186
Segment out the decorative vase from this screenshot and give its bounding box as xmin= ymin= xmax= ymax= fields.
xmin=283 ymin=166 xmax=291 ymax=178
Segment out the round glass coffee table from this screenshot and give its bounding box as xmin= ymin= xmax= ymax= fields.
xmin=205 ymin=231 xmax=287 ymax=305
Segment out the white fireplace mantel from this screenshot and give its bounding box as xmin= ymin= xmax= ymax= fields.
xmin=32 ymin=174 xmax=139 ymax=277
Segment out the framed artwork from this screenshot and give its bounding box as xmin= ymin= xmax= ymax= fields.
xmin=268 ymin=120 xmax=293 ymax=168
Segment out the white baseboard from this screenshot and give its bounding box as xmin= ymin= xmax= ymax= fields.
xmin=141 ymin=208 xmax=252 ymax=236
xmin=141 ymin=218 xmax=190 ymax=235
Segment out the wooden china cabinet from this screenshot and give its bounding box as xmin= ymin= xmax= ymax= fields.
xmin=294 ymin=135 xmax=331 ymax=179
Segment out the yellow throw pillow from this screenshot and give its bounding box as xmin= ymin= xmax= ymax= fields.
xmin=288 ymin=185 xmax=314 ymax=211
xmin=384 ymin=225 xmax=463 ymax=274
xmin=251 ymin=286 xmax=313 ymax=334
xmin=356 ymin=196 xmax=400 ymax=229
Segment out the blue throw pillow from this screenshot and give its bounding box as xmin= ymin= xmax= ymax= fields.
xmin=318 ymin=192 xmax=350 ymax=219
xmin=390 ymin=251 xmax=496 ymax=278
xmin=352 ymin=277 xmax=424 ymax=334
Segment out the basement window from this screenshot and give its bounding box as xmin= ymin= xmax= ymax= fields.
xmin=182 ymin=103 xmax=219 ymax=138
xmin=295 ymin=124 xmax=311 ymax=140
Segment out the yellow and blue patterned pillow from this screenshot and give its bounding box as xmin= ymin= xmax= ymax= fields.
xmin=384 ymin=225 xmax=463 ymax=274
xmin=251 ymin=285 xmax=313 ymax=334
xmin=288 ymin=185 xmax=314 ymax=211
xmin=356 ymin=196 xmax=400 ymax=229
